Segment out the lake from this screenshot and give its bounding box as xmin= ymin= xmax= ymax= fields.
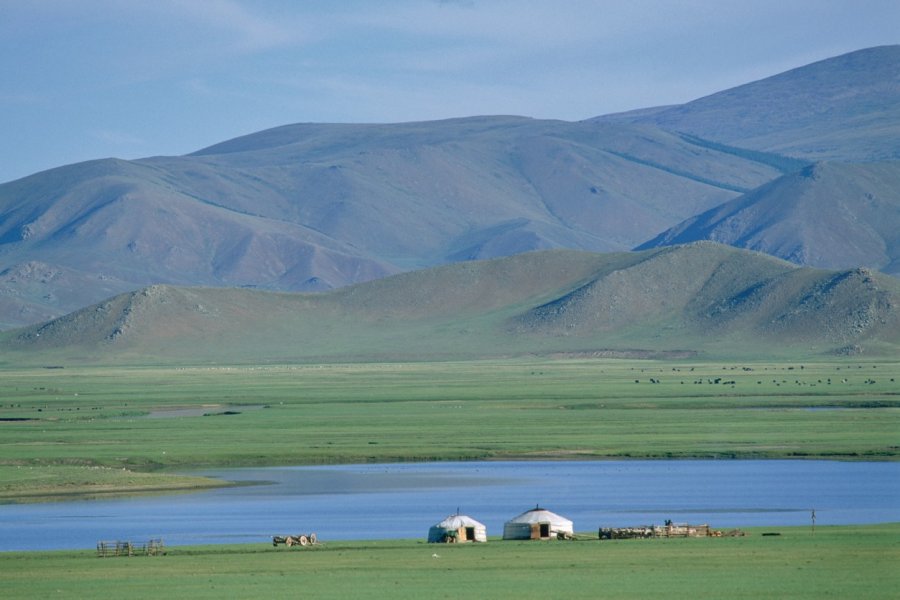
xmin=1 ymin=460 xmax=897 ymax=551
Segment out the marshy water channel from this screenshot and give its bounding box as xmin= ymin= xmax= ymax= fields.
xmin=1 ymin=460 xmax=897 ymax=551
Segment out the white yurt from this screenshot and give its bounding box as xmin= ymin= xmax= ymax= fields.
xmin=502 ymin=506 xmax=574 ymax=540
xmin=427 ymin=513 xmax=488 ymax=543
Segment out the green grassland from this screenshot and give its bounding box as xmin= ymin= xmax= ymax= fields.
xmin=1 ymin=358 xmax=897 ymax=500
xmin=2 ymin=524 xmax=898 ymax=599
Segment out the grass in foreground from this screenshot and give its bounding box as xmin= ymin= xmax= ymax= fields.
xmin=1 ymin=524 xmax=898 ymax=599
xmin=0 ymin=358 xmax=898 ymax=500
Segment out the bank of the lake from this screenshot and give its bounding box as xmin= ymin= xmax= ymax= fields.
xmin=0 ymin=465 xmax=228 ymax=504
xmin=2 ymin=523 xmax=899 ymax=600
xmin=2 ymin=359 xmax=898 ymax=504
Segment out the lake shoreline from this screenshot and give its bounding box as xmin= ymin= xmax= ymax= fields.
xmin=0 ymin=521 xmax=898 ymax=556
xmin=3 ymin=450 xmax=898 ymax=505
xmin=2 ymin=459 xmax=897 ymax=552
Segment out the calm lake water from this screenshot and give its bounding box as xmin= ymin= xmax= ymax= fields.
xmin=1 ymin=460 xmax=897 ymax=552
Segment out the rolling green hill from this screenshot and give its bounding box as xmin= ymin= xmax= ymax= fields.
xmin=4 ymin=244 xmax=898 ymax=365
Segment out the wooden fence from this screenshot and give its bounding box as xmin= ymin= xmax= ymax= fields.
xmin=96 ymin=539 xmax=164 ymax=557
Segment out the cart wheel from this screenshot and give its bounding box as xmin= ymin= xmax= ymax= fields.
xmin=285 ymin=536 xmax=294 ymax=547
xmin=299 ymin=535 xmax=309 ymax=546
xmin=309 ymin=533 xmax=317 ymax=544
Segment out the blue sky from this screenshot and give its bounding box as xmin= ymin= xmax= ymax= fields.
xmin=1 ymin=0 xmax=898 ymax=183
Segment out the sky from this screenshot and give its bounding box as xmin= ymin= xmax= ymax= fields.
xmin=1 ymin=0 xmax=898 ymax=184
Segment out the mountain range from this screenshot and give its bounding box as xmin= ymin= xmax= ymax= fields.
xmin=0 ymin=45 xmax=897 ymax=332
xmin=638 ymin=161 xmax=900 ymax=275
xmin=600 ymin=44 xmax=900 ymax=162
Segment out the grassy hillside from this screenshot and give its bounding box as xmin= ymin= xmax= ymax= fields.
xmin=2 ymin=245 xmax=898 ymax=365
xmin=0 ymin=261 xmax=136 ymax=329
xmin=638 ymin=161 xmax=900 ymax=276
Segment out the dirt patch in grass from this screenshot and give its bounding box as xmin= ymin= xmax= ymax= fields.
xmin=145 ymin=404 xmax=266 ymax=419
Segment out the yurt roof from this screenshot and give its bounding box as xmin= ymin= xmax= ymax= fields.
xmin=432 ymin=514 xmax=486 ymax=530
xmin=505 ymin=507 xmax=573 ymax=527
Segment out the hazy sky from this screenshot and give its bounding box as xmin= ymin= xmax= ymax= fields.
xmin=1 ymin=0 xmax=898 ymax=183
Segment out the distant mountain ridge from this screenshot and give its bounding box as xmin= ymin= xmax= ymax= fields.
xmin=1 ymin=46 xmax=897 ymax=329
xmin=600 ymin=45 xmax=900 ymax=162
xmin=638 ymin=161 xmax=900 ymax=276
xmin=4 ymin=245 xmax=898 ymax=364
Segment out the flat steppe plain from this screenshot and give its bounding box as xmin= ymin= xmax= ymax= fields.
xmin=1 ymin=358 xmax=897 ymax=501
xmin=2 ymin=524 xmax=898 ymax=599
